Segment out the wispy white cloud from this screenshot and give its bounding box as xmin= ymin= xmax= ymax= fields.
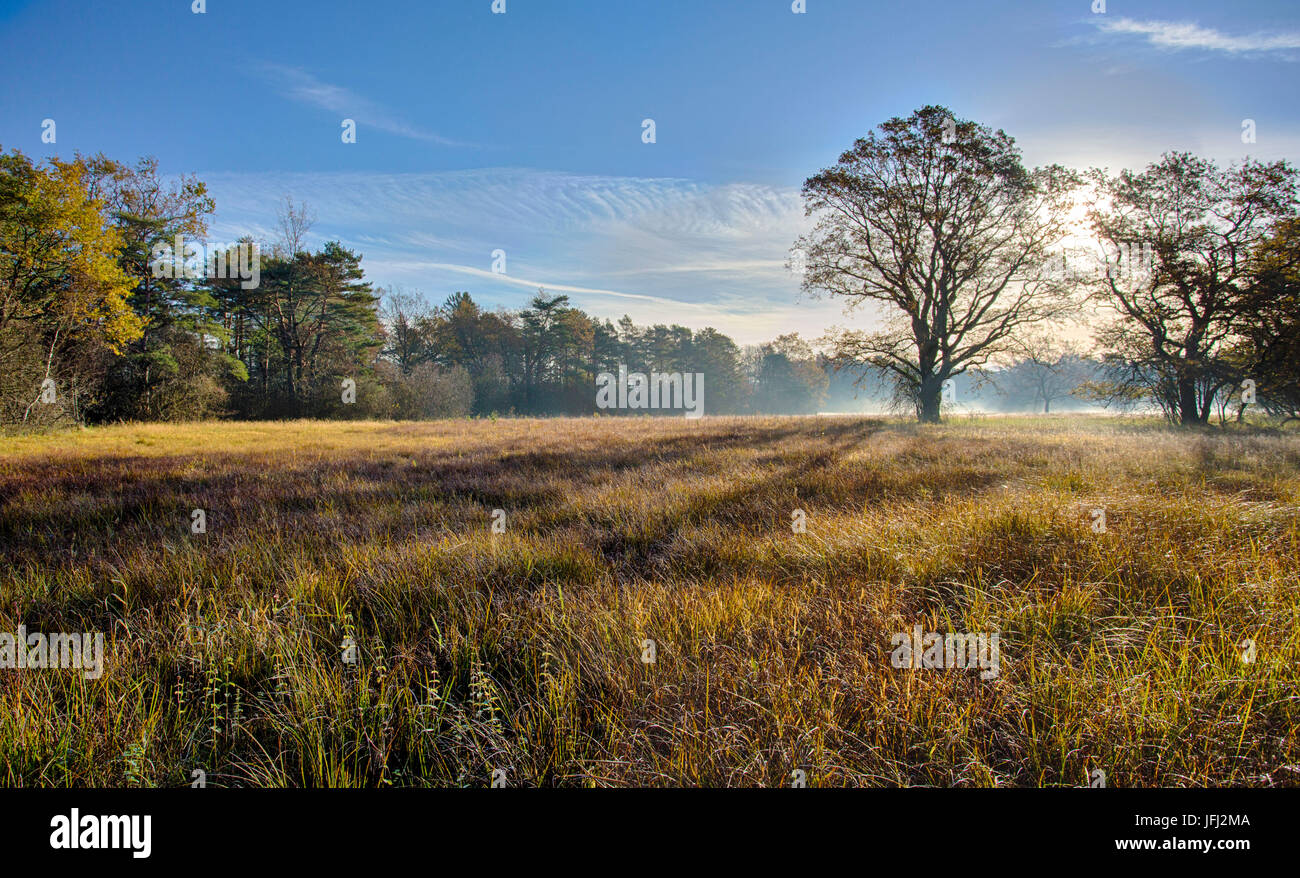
xmin=382 ymin=261 xmax=724 ymax=312
xmin=254 ymin=62 xmax=473 ymax=146
xmin=199 ymin=167 xmax=844 ymax=344
xmin=1091 ymin=18 xmax=1300 ymax=57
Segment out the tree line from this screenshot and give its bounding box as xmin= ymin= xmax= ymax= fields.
xmin=6 ymin=105 xmax=1298 ymax=428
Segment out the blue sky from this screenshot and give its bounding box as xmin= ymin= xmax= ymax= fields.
xmin=2 ymin=0 xmax=1298 ymax=342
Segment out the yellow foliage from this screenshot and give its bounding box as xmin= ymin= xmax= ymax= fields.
xmin=0 ymin=149 xmax=142 ymax=352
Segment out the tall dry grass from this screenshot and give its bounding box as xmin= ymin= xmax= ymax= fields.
xmin=1 ymin=415 xmax=1297 ymax=786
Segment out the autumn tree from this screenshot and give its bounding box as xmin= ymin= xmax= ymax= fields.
xmin=1087 ymin=153 xmax=1298 ymax=425
xmin=83 ymin=155 xmax=242 ymax=421
xmin=1236 ymin=217 xmax=1300 ymax=421
xmin=0 ymin=148 xmax=139 ymax=423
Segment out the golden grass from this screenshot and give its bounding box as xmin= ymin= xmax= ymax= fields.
xmin=1 ymin=414 xmax=1297 ymax=786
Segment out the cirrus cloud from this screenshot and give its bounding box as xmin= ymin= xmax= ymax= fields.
xmin=1092 ymin=17 xmax=1300 ymax=57
xmin=198 ymin=167 xmax=843 ymax=344
xmin=254 ymin=62 xmax=476 ymax=146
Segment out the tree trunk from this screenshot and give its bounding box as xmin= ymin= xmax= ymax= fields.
xmin=1177 ymin=378 xmax=1201 ymax=426
xmin=918 ymin=376 xmax=942 ymax=424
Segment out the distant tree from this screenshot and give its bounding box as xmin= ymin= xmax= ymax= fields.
xmin=379 ymin=287 xmax=432 ymax=376
xmin=378 ymin=360 xmax=473 ymax=419
xmin=592 ymin=317 xmax=623 ymax=372
xmin=226 ymin=224 xmax=380 ymax=418
xmin=690 ymin=327 xmax=748 ymax=414
xmin=518 ymin=291 xmax=594 ymax=414
xmin=303 ymin=241 xmax=382 ymax=411
xmin=413 ymin=291 xmax=521 ymax=414
xmin=642 ymin=324 xmax=693 ymax=371
xmin=1000 ymin=334 xmax=1094 ymax=413
xmin=797 ymin=106 xmax=1080 ymax=423
xmin=751 ymin=333 xmax=828 ymax=414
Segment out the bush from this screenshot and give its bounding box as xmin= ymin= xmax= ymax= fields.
xmin=379 ymin=361 xmax=474 ymax=419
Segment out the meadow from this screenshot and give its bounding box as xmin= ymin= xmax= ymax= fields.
xmin=1 ymin=415 xmax=1297 ymax=787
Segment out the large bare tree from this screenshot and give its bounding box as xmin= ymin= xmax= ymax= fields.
xmin=795 ymin=106 xmax=1079 ymax=422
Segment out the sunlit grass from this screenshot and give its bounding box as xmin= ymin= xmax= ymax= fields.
xmin=1 ymin=414 xmax=1297 ymax=786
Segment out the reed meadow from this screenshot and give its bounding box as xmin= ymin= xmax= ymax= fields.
xmin=1 ymin=415 xmax=1297 ymax=787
